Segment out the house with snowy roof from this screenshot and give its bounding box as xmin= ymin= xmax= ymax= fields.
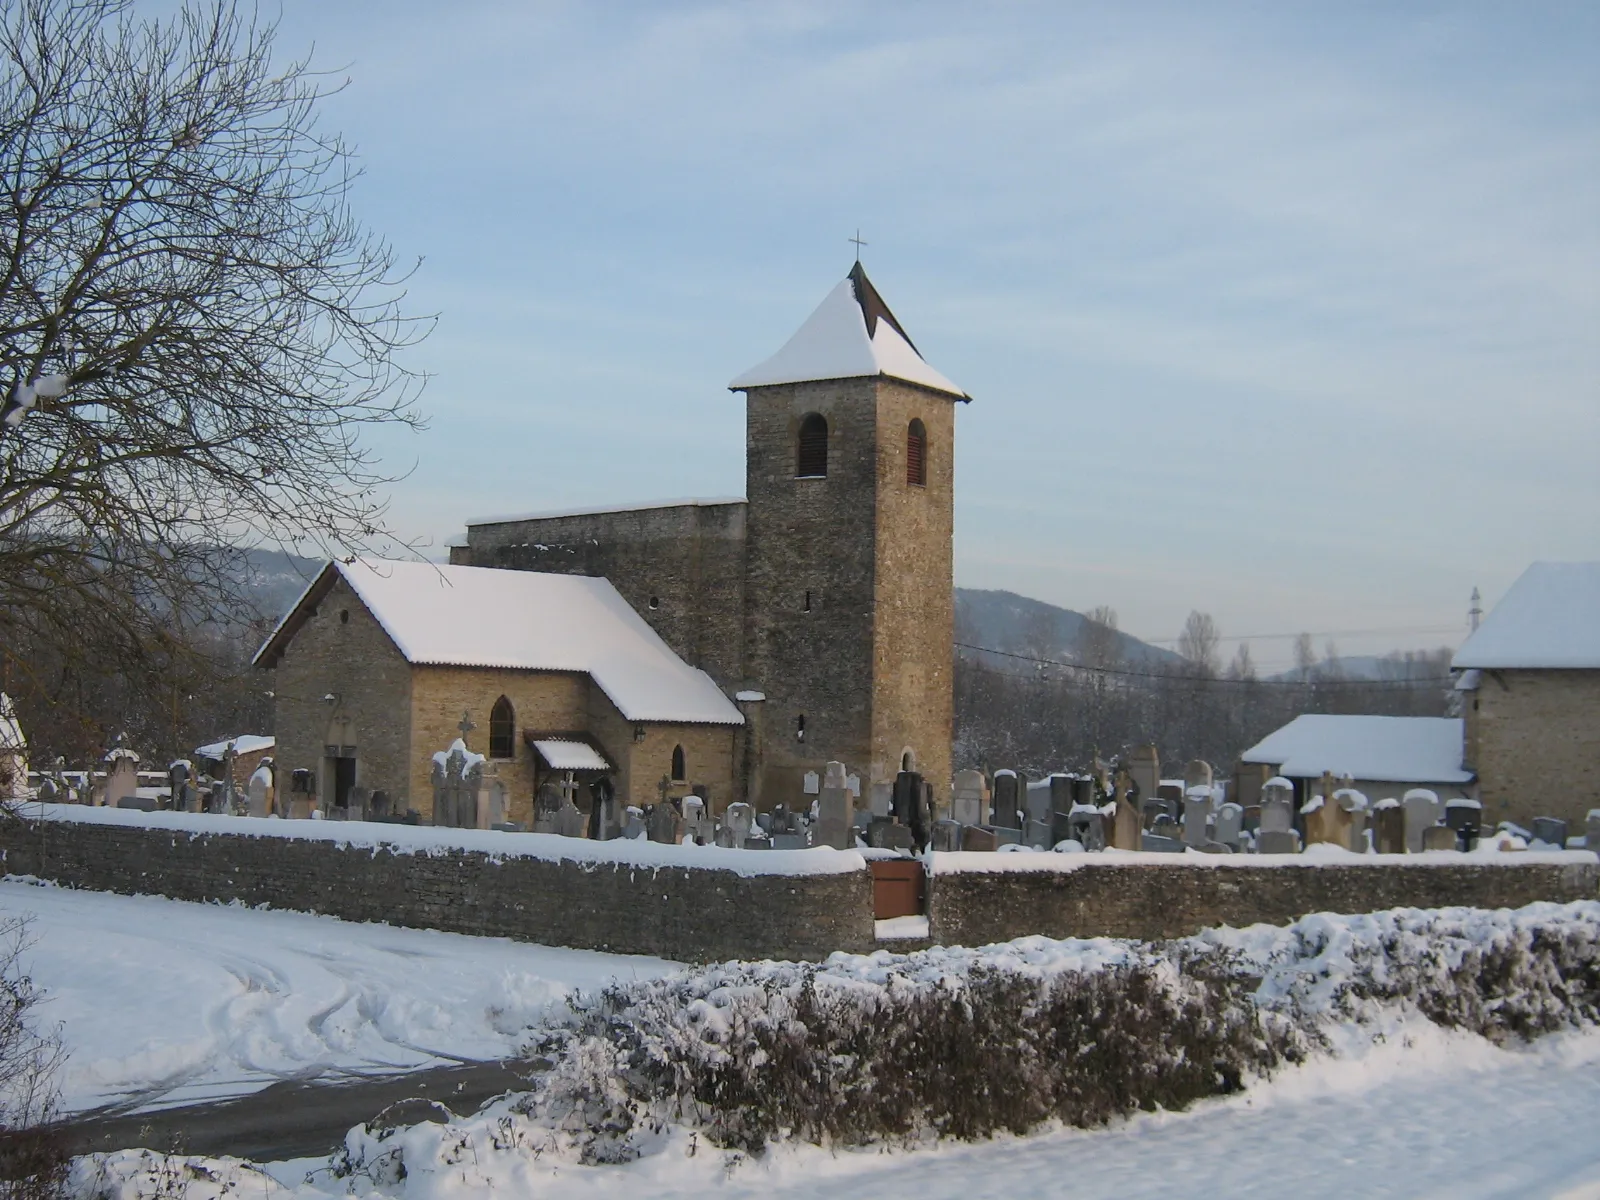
xmin=1238 ymin=714 xmax=1476 ymax=806
xmin=255 ymin=559 xmax=744 ymax=823
xmin=1452 ymin=562 xmax=1600 ymax=828
xmin=447 ymin=262 xmax=969 ymax=814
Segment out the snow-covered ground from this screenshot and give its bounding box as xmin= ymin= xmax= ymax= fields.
xmin=0 ymin=879 xmax=678 ymax=1114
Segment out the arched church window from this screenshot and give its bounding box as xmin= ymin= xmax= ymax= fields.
xmin=796 ymin=413 xmax=828 ymax=478
xmin=489 ymin=696 xmax=515 ymax=759
xmin=671 ymin=744 xmax=686 ymax=782
xmin=906 ymin=418 xmax=927 ymax=487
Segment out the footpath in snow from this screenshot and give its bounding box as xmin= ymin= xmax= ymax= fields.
xmin=0 ymin=879 xmax=678 ymax=1114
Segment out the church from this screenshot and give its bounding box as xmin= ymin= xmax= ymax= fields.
xmin=258 ymin=263 xmax=968 ymax=823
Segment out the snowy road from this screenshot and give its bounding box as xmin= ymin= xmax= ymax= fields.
xmin=0 ymin=879 xmax=679 ymax=1114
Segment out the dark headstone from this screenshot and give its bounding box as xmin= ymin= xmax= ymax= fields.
xmin=960 ymin=825 xmax=998 ymax=852
xmin=991 ymin=772 xmax=1021 ymax=828
xmin=931 ymin=818 xmax=962 ymax=853
xmin=1531 ymin=816 xmax=1570 ymax=848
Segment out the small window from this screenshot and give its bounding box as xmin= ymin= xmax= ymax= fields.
xmin=671 ymin=744 xmax=686 ymax=782
xmin=797 ymin=714 xmax=806 ymax=743
xmin=648 ymin=595 xmax=660 ymax=610
xmin=796 ymin=413 xmax=828 ymax=478
xmin=803 ymin=589 xmax=812 ymax=612
xmin=339 ymin=609 xmax=350 ymax=624
xmin=489 ymin=696 xmax=515 ymax=759
xmin=906 ymin=418 xmax=927 ymax=486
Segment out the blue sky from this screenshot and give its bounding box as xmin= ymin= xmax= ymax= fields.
xmin=264 ymin=1 xmax=1597 ymax=670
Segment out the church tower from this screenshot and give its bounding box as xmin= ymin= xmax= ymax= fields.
xmin=729 ymin=263 xmax=969 ymax=809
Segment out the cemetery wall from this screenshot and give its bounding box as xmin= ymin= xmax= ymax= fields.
xmin=743 ymin=378 xmax=881 ymax=812
xmin=584 ymin=683 xmax=741 ymax=814
xmin=455 ymin=499 xmax=749 ymax=693
xmin=1468 ymin=669 xmax=1600 ymax=830
xmin=268 ymin=575 xmax=415 ymax=811
xmin=870 ymin=378 xmax=955 ymax=799
xmin=409 ymin=666 xmax=590 ymax=826
xmin=0 ymin=816 xmax=876 ymax=962
xmin=925 ymin=857 xmax=1600 ymax=946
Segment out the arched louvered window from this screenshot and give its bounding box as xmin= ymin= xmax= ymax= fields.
xmin=796 ymin=413 xmax=828 ymax=478
xmin=489 ymin=696 xmax=515 ymax=759
xmin=671 ymin=744 xmax=686 ymax=782
xmin=906 ymin=418 xmax=927 ymax=487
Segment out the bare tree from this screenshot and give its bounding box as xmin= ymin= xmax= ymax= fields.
xmin=1075 ymin=604 xmax=1121 ymax=670
xmin=1292 ymin=632 xmax=1316 ymax=681
xmin=0 ymin=0 xmax=428 ymax=748
xmin=1176 ymin=611 xmax=1220 ymax=677
xmin=1226 ymin=642 xmax=1256 ymax=681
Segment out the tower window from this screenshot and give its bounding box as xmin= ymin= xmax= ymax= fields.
xmin=489 ymin=695 xmax=515 ymax=759
xmin=907 ymin=418 xmax=927 ymax=487
xmin=797 ymin=714 xmax=806 ymax=743
xmin=671 ymin=744 xmax=686 ymax=782
xmin=796 ymin=413 xmax=828 ymax=478
xmin=803 ymin=589 xmax=812 ymax=612
xmin=648 ymin=595 xmax=660 ymax=610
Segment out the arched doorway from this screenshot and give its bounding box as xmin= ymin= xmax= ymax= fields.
xmin=323 ymin=711 xmax=358 ymax=811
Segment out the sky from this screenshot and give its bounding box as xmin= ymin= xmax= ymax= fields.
xmin=255 ymin=0 xmax=1597 ymax=671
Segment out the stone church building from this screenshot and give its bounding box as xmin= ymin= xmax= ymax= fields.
xmin=260 ymin=263 xmax=968 ymax=820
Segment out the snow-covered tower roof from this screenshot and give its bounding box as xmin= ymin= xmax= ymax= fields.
xmin=728 ymin=263 xmax=970 ymax=400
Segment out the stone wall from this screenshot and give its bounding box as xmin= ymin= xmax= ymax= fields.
xmin=0 ymin=817 xmax=875 ymax=962
xmin=926 ymin=858 xmax=1600 ymax=946
xmin=1466 ymin=669 xmax=1600 ymax=829
xmin=584 ymin=683 xmax=741 ymax=813
xmin=455 ymin=500 xmax=748 ymax=694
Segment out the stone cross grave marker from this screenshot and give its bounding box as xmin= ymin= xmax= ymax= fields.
xmin=1444 ymin=799 xmax=1481 ymax=849
xmin=553 ymin=799 xmax=587 ymax=838
xmin=1372 ymin=800 xmax=1405 ymax=854
xmin=1403 ymin=789 xmax=1442 ymax=853
xmin=815 ymin=761 xmax=852 ymax=850
xmin=683 ymin=795 xmax=710 ymax=844
xmin=647 ymin=799 xmax=682 ymax=845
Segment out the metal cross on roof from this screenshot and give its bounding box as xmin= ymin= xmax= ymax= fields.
xmin=849 ymin=228 xmax=867 ymax=262
xmin=458 ymin=710 xmax=476 ymax=740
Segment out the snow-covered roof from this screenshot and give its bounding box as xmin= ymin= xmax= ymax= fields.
xmin=465 ymin=496 xmax=745 ymax=530
xmin=1239 ymin=715 xmax=1472 ymax=785
xmin=195 ymin=735 xmax=274 ymax=759
xmin=728 ymin=263 xmax=969 ymax=399
xmin=257 ymin=561 xmax=743 ymax=727
xmin=1451 ymin=562 xmax=1600 ymax=670
xmin=532 ymin=739 xmax=610 ymax=771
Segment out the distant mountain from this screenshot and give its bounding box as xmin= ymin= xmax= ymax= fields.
xmin=954 ymin=588 xmax=1183 ymax=669
xmin=240 ymin=548 xmax=327 ymax=619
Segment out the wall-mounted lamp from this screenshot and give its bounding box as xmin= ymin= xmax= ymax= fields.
xmin=323 ymin=693 xmax=340 ymax=707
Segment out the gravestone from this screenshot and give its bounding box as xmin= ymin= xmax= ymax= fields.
xmin=989 ymin=825 xmax=1022 ymax=847
xmin=931 ymin=818 xmax=962 ymax=852
xmin=623 ymin=806 xmax=646 ymax=840
xmin=802 ymin=771 xmax=820 ymax=796
xmin=1024 ymin=779 xmax=1052 ymax=827
xmin=683 ymin=795 xmax=712 ymax=844
xmin=1156 ymin=782 xmax=1184 ymax=809
xmin=1214 ymin=802 xmax=1244 ymax=849
xmin=1403 ymin=789 xmax=1442 ymax=853
xmin=553 ymin=800 xmax=587 ymax=839
xmin=1142 ymin=799 xmax=1171 ymax=828
xmin=1373 ymin=800 xmax=1405 ymax=854
xmin=1444 ymin=798 xmax=1481 ymax=850
xmin=1232 ymin=761 xmax=1270 ymax=811
xmin=1128 ymin=746 xmax=1160 ymax=808
xmin=587 ymin=777 xmax=618 ymax=840
xmin=1150 ymin=814 xmax=1182 ymax=843
xmin=1261 ymin=779 xmax=1294 ymax=834
xmin=1023 ymin=819 xmax=1054 ymax=849
xmin=1303 ymin=795 xmax=1351 ymax=849
xmin=36 ymin=776 xmax=59 ymax=804
xmin=1199 ymin=840 xmax=1232 ymax=854
xmin=1531 ymin=816 xmax=1570 ymax=848
xmin=722 ymin=801 xmax=755 ymax=849
xmin=168 ymin=760 xmax=193 ymax=812
xmin=647 ymin=800 xmax=682 ymax=845
xmin=1588 ymin=808 xmax=1600 ymax=851
xmin=1141 ymin=832 xmax=1186 ymax=852
xmin=103 ymin=747 xmax=140 ymax=809
xmin=771 ymin=831 xmax=809 ymax=850
xmin=1183 ymin=759 xmax=1214 ymax=793
xmin=868 ymin=819 xmax=916 ymax=852
xmin=1182 ymin=791 xmax=1211 ymax=848
xmin=951 ymin=769 xmax=988 ymax=827
xmin=214 ymin=742 xmax=239 ymax=814
xmin=1110 ymin=786 xmax=1142 ymax=851
xmin=1242 ymin=804 xmax=1261 ymax=833
xmin=869 ymin=782 xmax=894 ymax=820
xmin=991 ymin=770 xmax=1021 ymax=828
xmin=431 ymin=740 xmax=484 ymax=829
xmin=533 ymin=783 xmax=562 ymax=834
xmin=1422 ymin=824 xmax=1460 ymax=852
xmin=1048 ymin=775 xmax=1073 ymax=824
xmin=1068 ymin=806 xmax=1106 ymax=852
xmin=247 ymin=760 xmax=273 ymax=818
xmin=1257 ymin=829 xmax=1301 ymax=854
xmin=1334 ymin=788 xmax=1368 ymax=853
xmin=814 ymin=761 xmax=852 ymax=850
xmin=960 ymin=825 xmax=998 ymax=852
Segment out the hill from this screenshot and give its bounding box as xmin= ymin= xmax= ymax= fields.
xmin=954 ymin=588 xmax=1182 ymax=668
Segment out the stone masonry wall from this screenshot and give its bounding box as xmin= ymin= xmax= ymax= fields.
xmin=871 ymin=379 xmax=956 ymax=800
xmin=584 ymin=683 xmax=740 ymax=814
xmin=742 ymin=378 xmax=880 ymax=811
xmin=927 ymin=859 xmax=1600 ymax=946
xmin=0 ymin=818 xmax=876 ymax=962
xmin=1468 ymin=669 xmax=1600 ymax=830
xmin=268 ymin=576 xmax=414 ymax=811
xmin=456 ymin=500 xmax=748 ymax=694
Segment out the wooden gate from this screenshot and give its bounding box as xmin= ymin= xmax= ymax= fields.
xmin=870 ymin=859 xmax=926 ymax=920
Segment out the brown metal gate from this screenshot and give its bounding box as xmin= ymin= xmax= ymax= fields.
xmin=870 ymin=859 xmax=926 ymax=920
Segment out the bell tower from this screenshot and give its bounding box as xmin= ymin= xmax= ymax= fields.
xmin=730 ymin=263 xmax=969 ymax=809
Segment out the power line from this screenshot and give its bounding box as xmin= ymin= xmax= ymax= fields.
xmin=1139 ymin=624 xmax=1463 ymax=646
xmin=955 ymin=642 xmax=1452 ymax=688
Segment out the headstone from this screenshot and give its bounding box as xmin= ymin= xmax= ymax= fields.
xmin=623 ymin=806 xmax=646 ymax=839
xmin=533 ymin=782 xmax=562 ymax=834
xmin=1023 ymin=819 xmax=1053 ymax=849
xmin=683 ymin=795 xmax=712 ymax=844
xmin=1110 ymin=790 xmax=1142 ymax=852
xmin=868 ymin=819 xmax=915 ymax=851
xmin=1182 ymin=792 xmax=1211 ymax=848
xmin=960 ymin=825 xmax=998 ymax=852
xmin=246 ymin=760 xmax=273 ymax=818
xmin=1199 ymin=840 xmax=1232 ymax=854
xmin=586 ymin=777 xmax=617 ymax=840
xmin=168 ymin=760 xmax=193 ymax=812
xmin=1140 ymin=832 xmax=1186 ymax=853
xmin=802 ymin=771 xmax=820 ymax=795
xmin=1373 ymin=800 xmax=1405 ymax=854
xmin=1261 ymin=779 xmax=1294 ymax=835
xmin=1214 ymin=802 xmax=1243 ymax=849
xmin=1444 ymin=798 xmax=1482 ymax=850
xmin=103 ymin=747 xmax=140 ymax=809
xmin=1257 ymin=829 xmax=1301 ymax=854
xmin=1232 ymin=761 xmax=1270 ymax=811
xmin=647 ymin=800 xmax=681 ymax=845
xmin=1242 ymin=804 xmax=1262 ymax=833
xmin=1303 ymin=795 xmax=1351 ymax=848
xmin=951 ymin=769 xmax=988 ymax=827
xmin=553 ymin=800 xmax=587 ymax=839
xmin=1531 ymin=816 xmax=1570 ymax=849
xmin=771 ymin=832 xmax=809 ymax=850
xmin=369 ymin=788 xmax=391 ymax=820
xmin=1156 ymin=782 xmax=1184 ymax=809
xmin=1142 ymin=799 xmax=1171 ymax=828
xmin=931 ymin=818 xmax=962 ymax=852
xmin=990 ymin=770 xmax=1022 ymax=829
xmin=1048 ymin=774 xmax=1073 ymax=822
xmin=869 ymin=782 xmax=894 ymax=820
xmin=723 ymin=801 xmax=755 ymax=849
xmin=431 ymin=739 xmax=484 ymax=829
xmin=814 ymin=761 xmax=852 ymax=850
xmin=989 ymin=825 xmax=1022 ymax=847
xmin=1127 ymin=746 xmax=1160 ymax=808
xmin=1403 ymin=789 xmax=1442 ymax=853
xmin=1587 ymin=808 xmax=1600 ymax=851
xmin=215 ymin=742 xmax=238 ymax=813
xmin=1183 ymin=759 xmax=1214 ymax=793
xmin=1025 ymin=779 xmax=1053 ymax=826
xmin=1068 ymin=806 xmax=1106 ymax=852
xmin=1422 ymin=824 xmax=1460 ymax=852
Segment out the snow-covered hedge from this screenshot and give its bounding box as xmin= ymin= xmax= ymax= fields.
xmin=324 ymin=902 xmax=1600 ymax=1177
